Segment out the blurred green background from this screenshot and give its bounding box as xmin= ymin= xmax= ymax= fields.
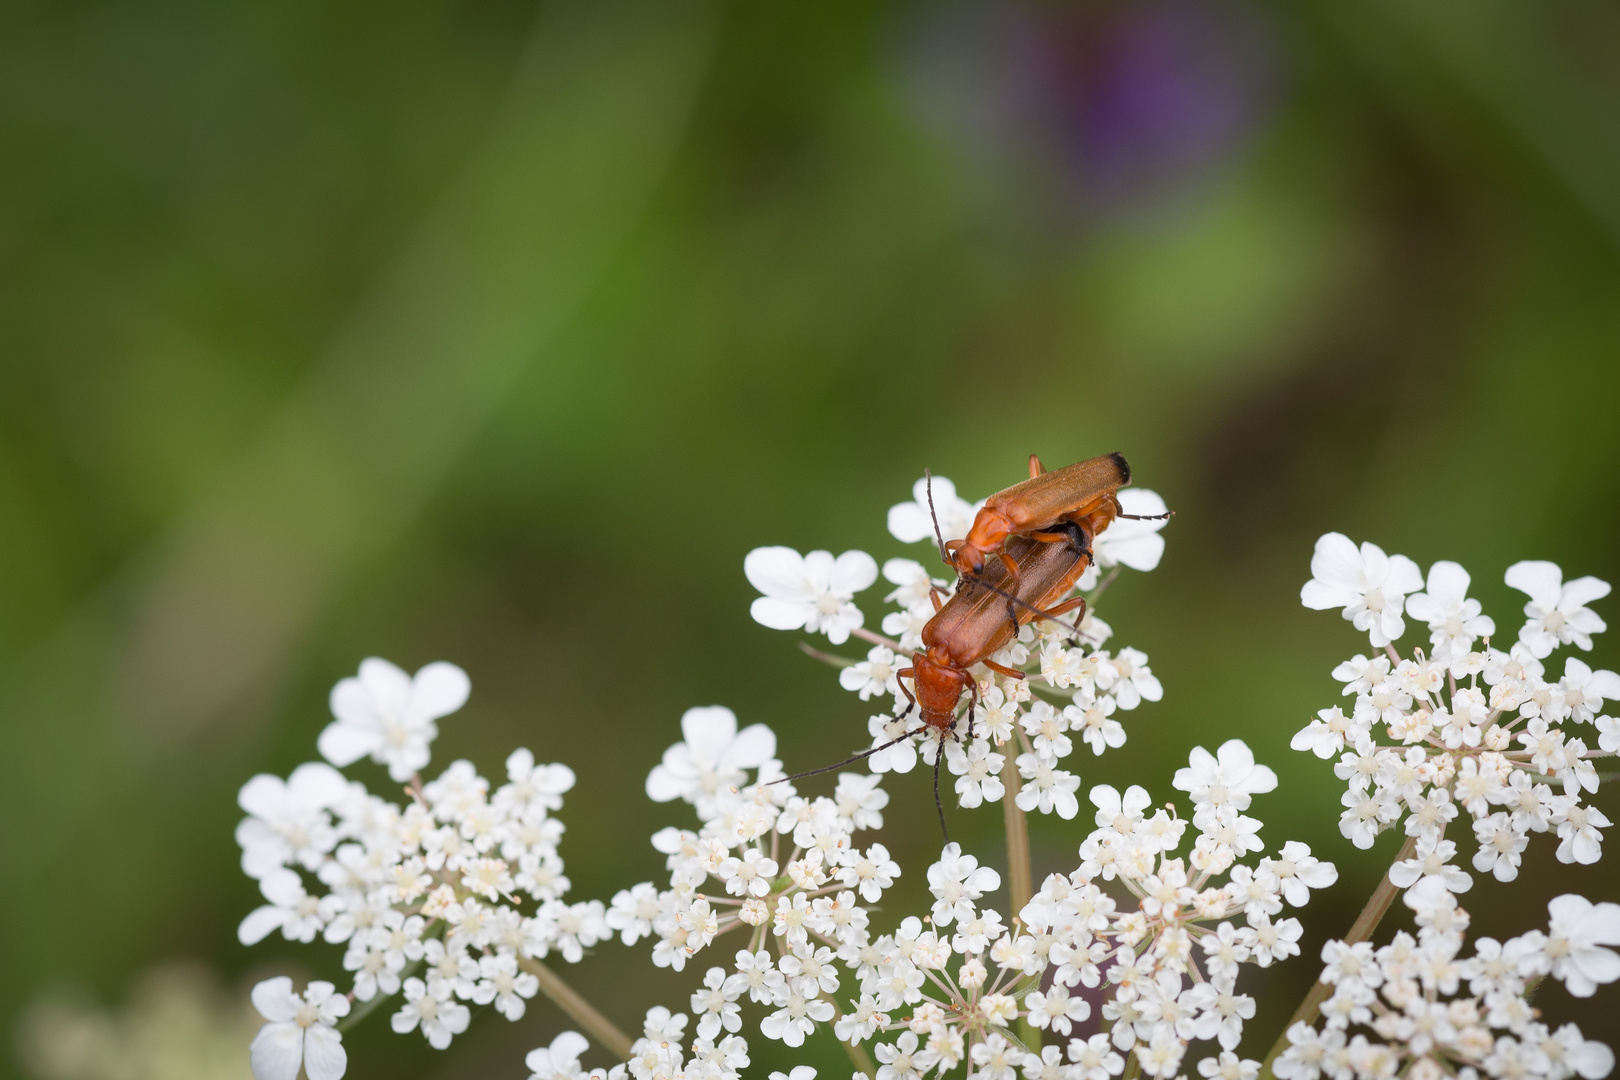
xmin=3 ymin=0 xmax=1619 ymax=1076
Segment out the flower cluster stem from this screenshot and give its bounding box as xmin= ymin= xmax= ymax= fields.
xmin=521 ymin=958 xmax=635 ymax=1061
xmin=1001 ymin=752 xmax=1033 ymax=918
xmin=1000 ymin=750 xmax=1039 ymax=1051
xmin=1258 ymin=833 xmax=1419 ymax=1078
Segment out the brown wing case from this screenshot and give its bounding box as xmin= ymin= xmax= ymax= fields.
xmin=986 ymin=451 xmax=1130 ymax=531
xmin=924 ymin=534 xmax=1089 ymax=669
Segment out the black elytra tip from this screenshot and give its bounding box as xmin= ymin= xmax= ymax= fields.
xmin=1109 ymin=451 xmax=1131 ymax=485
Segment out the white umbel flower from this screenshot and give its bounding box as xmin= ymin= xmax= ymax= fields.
xmin=318 ymin=658 xmax=470 ymax=782
xmin=1300 ymin=534 xmax=1423 ymax=648
xmin=1173 ymin=740 xmax=1278 ymax=814
xmin=927 ymin=842 xmax=1001 ymax=926
xmin=645 ymin=706 xmax=776 ymax=807
xmin=236 ymin=762 xmax=350 ymax=879
xmin=249 ymin=977 xmax=349 ymax=1080
xmin=745 ymin=547 xmax=878 ymax=645
xmin=1506 ymin=560 xmax=1610 ymax=658
xmin=1405 ymin=560 xmax=1494 ymax=666
xmin=1545 ymin=893 xmax=1620 ymax=997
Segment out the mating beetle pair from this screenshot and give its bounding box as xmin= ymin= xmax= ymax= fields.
xmin=779 ymin=453 xmax=1169 ymax=836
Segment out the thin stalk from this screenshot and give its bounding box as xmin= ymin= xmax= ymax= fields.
xmin=1000 ymin=750 xmax=1038 ymax=1051
xmin=851 ymin=627 xmax=906 ymax=652
xmin=1258 ymin=833 xmax=1419 ymax=1078
xmin=521 ymin=958 xmax=635 ymax=1061
xmin=798 ymin=641 xmax=857 ymax=668
xmin=1001 ymin=751 xmax=1033 ymax=917
xmin=337 ymin=959 xmax=420 ymax=1033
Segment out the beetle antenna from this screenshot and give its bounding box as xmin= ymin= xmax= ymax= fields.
xmin=933 ymin=744 xmax=949 ymax=842
xmin=925 ymin=469 xmax=953 ymax=570
xmin=768 ymin=727 xmax=926 ymax=784
xmin=1119 ymin=510 xmax=1175 ymax=521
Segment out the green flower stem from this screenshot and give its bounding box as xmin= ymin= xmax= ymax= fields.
xmin=521 ymin=957 xmax=635 ymax=1061
xmin=1001 ymin=750 xmax=1038 ymax=1052
xmin=1259 ymin=833 xmax=1420 ymax=1078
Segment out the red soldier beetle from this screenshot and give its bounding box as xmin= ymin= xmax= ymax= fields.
xmin=946 ymin=451 xmax=1167 ymax=582
xmin=779 ymin=500 xmax=1112 ymax=839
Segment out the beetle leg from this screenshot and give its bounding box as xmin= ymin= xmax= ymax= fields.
xmin=896 ymin=668 xmax=918 ymax=720
xmin=984 ymin=659 xmax=1025 ymax=680
xmin=929 ymin=588 xmax=944 ymax=614
xmin=1028 ymin=453 xmax=1046 ymax=478
xmin=966 ymin=678 xmax=978 ymax=743
xmin=1043 ymin=596 xmax=1087 ymax=619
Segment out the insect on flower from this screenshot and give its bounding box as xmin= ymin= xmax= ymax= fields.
xmin=780 ymin=485 xmax=1119 ymax=838
xmin=946 ymin=451 xmax=1168 ymax=581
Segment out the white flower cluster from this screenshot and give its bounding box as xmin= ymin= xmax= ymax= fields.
xmin=230 ymin=490 xmax=1618 ymax=1080
xmin=237 ymin=658 xmax=595 ymax=1080
xmin=1296 ymin=538 xmax=1617 ymax=879
xmin=1284 ymin=535 xmax=1619 ymax=1080
xmin=626 ymin=706 xmax=891 ymax=1056
xmin=624 ymin=705 xmax=1332 ymax=1080
xmin=1276 ymin=886 xmax=1618 ymax=1080
xmin=984 ymin=742 xmax=1335 ymax=1080
xmin=745 ymin=474 xmax=1171 ymax=818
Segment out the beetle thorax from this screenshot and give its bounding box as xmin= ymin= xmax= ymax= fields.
xmin=912 ymin=650 xmax=968 ymax=732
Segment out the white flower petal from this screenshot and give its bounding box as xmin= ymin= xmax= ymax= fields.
xmin=237 ymin=775 xmax=289 ymax=819
xmin=302 ymin=1024 xmax=347 ymax=1080
xmin=680 ymin=706 xmax=739 ymax=762
xmin=830 ymin=550 xmax=879 ymax=593
xmin=645 ymin=764 xmax=689 ymax=803
xmin=251 ymin=977 xmax=301 ymax=1022
xmin=1562 ymin=575 xmax=1612 ymax=610
xmin=356 ymin=657 xmax=413 ymax=714
xmin=723 ymin=723 xmax=778 ymax=770
xmin=744 ymin=547 xmax=812 ymax=598
xmin=406 ymin=662 xmax=470 ymax=724
xmin=287 ymin=762 xmax=350 ymax=808
xmin=249 ymin=1021 xmax=305 ymax=1080
xmin=239 ymin=906 xmax=288 ymax=946
xmin=1425 ymin=560 xmax=1471 ymax=609
xmin=1309 ymin=533 xmax=1366 ymax=590
xmin=749 ymin=597 xmax=811 ymax=632
xmin=1506 ymin=560 xmax=1564 ymax=610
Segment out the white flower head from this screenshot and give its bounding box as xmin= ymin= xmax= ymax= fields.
xmin=1405 ymin=560 xmax=1494 ymax=664
xmin=646 ymin=706 xmax=776 ymax=808
xmin=1545 ymin=893 xmax=1620 ymax=997
xmin=236 ymin=762 xmax=350 ymax=879
xmin=1506 ymin=560 xmax=1610 ymax=658
xmin=1173 ymin=740 xmax=1278 ymax=814
xmin=888 ymin=474 xmax=979 ymax=545
xmin=745 ymin=546 xmax=878 ymax=645
xmin=927 ymin=842 xmax=1001 ymax=926
xmin=318 ymin=659 xmax=470 ymax=782
xmin=1300 ymin=534 xmax=1423 ymax=647
xmin=250 ymin=976 xmax=349 ymax=1080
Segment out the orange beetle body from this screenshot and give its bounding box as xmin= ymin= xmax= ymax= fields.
xmin=947 ymin=452 xmax=1131 ymax=579
xmin=903 ymin=504 xmax=1110 ymax=736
